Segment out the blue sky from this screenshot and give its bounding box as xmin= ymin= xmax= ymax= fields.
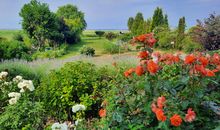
xmin=0 ymin=0 xmax=220 ymax=30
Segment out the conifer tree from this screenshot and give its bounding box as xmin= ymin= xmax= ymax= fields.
xmin=131 ymin=12 xmax=145 ymax=35
xmin=176 ymin=17 xmax=186 ymax=49
xmin=151 ymin=7 xmax=164 ymax=31
xmin=127 ymin=17 xmax=134 ymax=31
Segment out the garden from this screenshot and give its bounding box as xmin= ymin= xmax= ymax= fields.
xmin=0 ymin=0 xmax=220 ymax=130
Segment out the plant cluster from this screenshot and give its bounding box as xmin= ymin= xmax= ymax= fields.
xmin=99 ymin=33 xmax=220 ymax=129
xmin=80 ymin=45 xmax=95 ymax=56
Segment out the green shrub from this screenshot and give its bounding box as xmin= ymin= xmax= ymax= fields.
xmin=95 ymin=31 xmax=105 ymax=38
xmin=105 ymin=32 xmax=118 ymax=41
xmin=183 ymin=36 xmax=203 ymax=53
xmin=118 ymin=33 xmax=133 ymax=42
xmin=0 ymin=71 xmax=45 ymax=129
xmin=13 ymin=33 xmax=24 ymax=42
xmin=32 ymin=45 xmax=67 ymax=59
xmin=80 ymin=45 xmax=95 ymax=56
xmin=0 ymin=40 xmax=31 ymax=61
xmin=104 ymin=43 xmax=121 ymax=54
xmin=38 ymin=62 xmax=113 ymax=121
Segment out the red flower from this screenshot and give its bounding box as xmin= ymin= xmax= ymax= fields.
xmin=138 ymin=51 xmax=149 ymax=59
xmin=185 ymin=108 xmax=196 ymax=122
xmin=199 ymin=56 xmax=208 ymax=66
xmin=99 ymin=109 xmax=106 ymax=118
xmin=212 ymin=53 xmax=220 ymax=65
xmin=155 ymin=109 xmax=167 ymax=122
xmin=170 ymin=114 xmax=182 ymax=127
xmin=151 ymin=102 xmax=158 ymax=113
xmin=147 ymin=60 xmax=159 ymax=74
xmin=135 ymin=66 xmax=144 ymax=76
xmin=185 ymin=54 xmax=196 ymax=64
xmin=205 ymin=69 xmax=215 ymax=77
xmin=124 ymin=68 xmax=135 ymax=77
xmin=157 ymin=96 xmax=166 ymax=109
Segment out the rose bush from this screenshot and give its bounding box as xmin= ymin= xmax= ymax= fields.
xmin=97 ymin=33 xmax=220 ymax=129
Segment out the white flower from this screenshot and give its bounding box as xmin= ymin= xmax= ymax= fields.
xmin=0 ymin=71 xmax=8 ymax=79
xmin=180 ymin=54 xmax=186 ymax=60
xmin=8 ymin=92 xmax=21 ymax=105
xmin=75 ymin=119 xmax=82 ymax=126
xmin=72 ymin=104 xmax=86 ymax=113
xmin=18 ymin=80 xmax=34 ymax=92
xmin=13 ymin=75 xmax=23 ymax=83
xmin=4 ymin=81 xmax=11 ymax=86
xmin=9 ymin=98 xmax=18 ymax=105
xmin=51 ymin=122 xmax=68 ymax=130
xmin=8 ymin=92 xmax=21 ymax=99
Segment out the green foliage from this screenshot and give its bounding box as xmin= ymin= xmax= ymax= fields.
xmin=56 ymin=4 xmax=86 ymax=33
xmin=80 ymin=45 xmax=95 ymax=56
xmin=176 ymin=17 xmax=186 ymax=50
xmin=118 ymin=33 xmax=133 ymax=42
xmin=131 ymin=12 xmax=146 ymax=35
xmin=127 ymin=17 xmax=134 ymax=31
xmin=39 ymin=62 xmax=112 ymax=120
xmin=13 ymin=33 xmax=24 ymax=42
xmin=156 ymin=28 xmax=176 ymax=49
xmin=151 ymin=7 xmax=167 ymax=31
xmin=104 ymin=43 xmax=121 ymax=54
xmin=95 ymin=31 xmax=105 ymax=38
xmin=0 ymin=101 xmax=45 ymax=130
xmin=0 ymin=40 xmax=31 ymax=61
xmin=32 ymin=45 xmax=67 ymax=59
xmin=19 ymin=0 xmax=59 ymax=49
xmin=105 ymin=32 xmax=118 ymax=41
xmin=183 ymin=36 xmax=203 ymax=53
xmin=79 ymin=45 xmax=95 ymax=56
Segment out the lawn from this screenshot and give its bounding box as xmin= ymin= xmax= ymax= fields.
xmin=0 ymin=30 xmax=20 ymax=40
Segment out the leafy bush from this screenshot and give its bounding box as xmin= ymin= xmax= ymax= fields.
xmin=80 ymin=45 xmax=95 ymax=56
xmin=118 ymin=33 xmax=133 ymax=42
xmin=183 ymin=36 xmax=203 ymax=53
xmin=0 ymin=40 xmax=31 ymax=61
xmin=95 ymin=31 xmax=105 ymax=38
xmin=38 ymin=62 xmax=113 ymax=121
xmin=105 ymin=32 xmax=118 ymax=41
xmin=104 ymin=43 xmax=121 ymax=54
xmin=0 ymin=71 xmax=45 ymax=129
xmin=97 ymin=33 xmax=220 ymax=129
xmin=32 ymin=45 xmax=67 ymax=59
xmin=13 ymin=33 xmax=24 ymax=42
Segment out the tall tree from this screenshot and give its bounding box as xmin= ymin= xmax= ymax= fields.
xmin=146 ymin=18 xmax=152 ymax=33
xmin=19 ymin=0 xmax=58 ymax=50
xmin=176 ymin=17 xmax=186 ymax=49
xmin=127 ymin=17 xmax=134 ymax=31
xmin=164 ymin=14 xmax=169 ymax=28
xmin=151 ymin=7 xmax=164 ymax=31
xmin=131 ymin=12 xmax=145 ymax=35
xmin=56 ymin=4 xmax=87 ymax=43
xmin=57 ymin=4 xmax=86 ymax=33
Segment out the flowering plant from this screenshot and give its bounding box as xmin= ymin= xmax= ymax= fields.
xmin=102 ymin=33 xmax=220 ymax=129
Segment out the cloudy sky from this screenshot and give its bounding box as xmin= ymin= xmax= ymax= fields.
xmin=0 ymin=0 xmax=220 ymax=29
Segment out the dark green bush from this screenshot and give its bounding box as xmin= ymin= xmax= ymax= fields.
xmin=118 ymin=33 xmax=133 ymax=42
xmin=13 ymin=33 xmax=24 ymax=42
xmin=80 ymin=45 xmax=95 ymax=56
xmin=39 ymin=62 xmax=112 ymax=121
xmin=0 ymin=40 xmax=31 ymax=61
xmin=95 ymin=31 xmax=105 ymax=38
xmin=105 ymin=32 xmax=118 ymax=41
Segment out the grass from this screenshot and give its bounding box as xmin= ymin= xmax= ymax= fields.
xmin=60 ymin=30 xmax=117 ymax=58
xmin=0 ymin=30 xmax=21 ymax=40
